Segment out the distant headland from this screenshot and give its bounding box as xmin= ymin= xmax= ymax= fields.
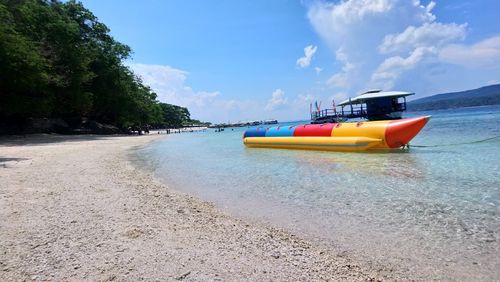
xmin=407 ymin=84 xmax=500 ymax=111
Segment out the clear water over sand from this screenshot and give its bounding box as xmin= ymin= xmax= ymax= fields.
xmin=139 ymin=105 xmax=500 ymax=279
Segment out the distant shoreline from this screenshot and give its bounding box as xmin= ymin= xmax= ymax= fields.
xmin=407 ymin=103 xmax=500 ymax=112
xmin=407 ymin=84 xmax=500 ymax=111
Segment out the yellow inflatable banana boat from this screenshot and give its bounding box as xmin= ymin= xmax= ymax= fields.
xmin=243 ymin=116 xmax=430 ymax=152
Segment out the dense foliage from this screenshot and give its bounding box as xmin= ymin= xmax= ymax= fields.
xmin=158 ymin=103 xmax=189 ymax=128
xmin=0 ymin=0 xmax=199 ymax=133
xmin=408 ymin=84 xmax=500 ymax=111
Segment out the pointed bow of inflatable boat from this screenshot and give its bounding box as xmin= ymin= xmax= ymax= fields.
xmin=384 ymin=116 xmax=430 ymax=148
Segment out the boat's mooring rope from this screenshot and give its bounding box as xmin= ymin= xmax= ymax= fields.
xmin=410 ymin=135 xmax=500 ymax=148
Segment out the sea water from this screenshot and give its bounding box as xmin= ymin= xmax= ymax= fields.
xmin=137 ymin=105 xmax=500 ymax=280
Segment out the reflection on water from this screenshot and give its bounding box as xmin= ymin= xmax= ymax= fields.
xmin=289 ymin=149 xmax=424 ymax=179
xmin=137 ymin=105 xmax=500 ymax=280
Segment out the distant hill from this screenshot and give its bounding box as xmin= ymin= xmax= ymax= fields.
xmin=407 ymin=84 xmax=500 ymax=111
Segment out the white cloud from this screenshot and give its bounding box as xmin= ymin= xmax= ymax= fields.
xmin=129 ymin=64 xmax=320 ymax=122
xmin=129 ymin=63 xmax=256 ymax=122
xmin=305 ymin=0 xmax=500 ymax=95
xmin=306 ymin=0 xmax=442 ymax=92
xmin=130 ymin=64 xmax=188 ymax=95
xmin=295 ymin=93 xmax=316 ymax=104
xmin=326 ymin=47 xmax=354 ymax=88
xmin=371 ymin=47 xmax=437 ymax=88
xmin=265 ymin=89 xmax=288 ymax=111
xmin=307 ymin=0 xmax=393 ymax=42
xmin=379 ymin=22 xmax=467 ymax=54
xmin=290 ymin=93 xmax=320 ymax=116
xmin=307 ymin=0 xmax=436 ymax=48
xmin=439 ymin=36 xmax=500 ymax=68
xmin=315 ymin=67 xmax=323 ymax=75
xmin=327 ymin=73 xmax=349 ymax=88
xmin=129 ymin=63 xmax=210 ymax=106
xmin=296 ymin=45 xmax=318 ymax=68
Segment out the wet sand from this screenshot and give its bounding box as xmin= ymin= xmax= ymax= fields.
xmin=1 ymin=134 xmax=398 ymax=281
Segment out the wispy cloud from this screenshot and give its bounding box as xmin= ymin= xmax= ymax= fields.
xmin=129 ymin=63 xmax=319 ymax=122
xmin=306 ymin=0 xmax=440 ymax=91
xmin=379 ymin=22 xmax=467 ymax=54
xmin=372 ymin=47 xmax=437 ymax=89
xmin=296 ymin=45 xmax=318 ymax=68
xmin=129 ymin=64 xmax=318 ymax=122
xmin=327 ymin=47 xmax=354 ymax=88
xmin=306 ymin=0 xmax=435 ymax=48
xmin=265 ymin=89 xmax=288 ymax=111
xmin=305 ymin=0 xmax=500 ymax=95
xmin=439 ymin=36 xmax=500 ymax=68
xmin=129 ymin=63 xmax=221 ymax=108
xmin=129 ymin=63 xmax=258 ymax=122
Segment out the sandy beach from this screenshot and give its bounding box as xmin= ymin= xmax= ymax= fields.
xmin=0 ymin=134 xmax=399 ymax=281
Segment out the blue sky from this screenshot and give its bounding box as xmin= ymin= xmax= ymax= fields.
xmin=80 ymin=0 xmax=500 ymax=122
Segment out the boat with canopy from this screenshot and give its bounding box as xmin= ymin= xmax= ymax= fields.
xmin=243 ymin=90 xmax=430 ymax=152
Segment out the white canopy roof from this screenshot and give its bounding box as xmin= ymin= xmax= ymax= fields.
xmin=337 ymin=90 xmax=414 ymax=106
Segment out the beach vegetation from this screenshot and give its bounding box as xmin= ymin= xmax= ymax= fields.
xmin=0 ymin=0 xmax=199 ymax=134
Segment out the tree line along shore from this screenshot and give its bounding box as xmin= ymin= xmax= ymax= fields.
xmin=0 ymin=0 xmax=209 ymax=135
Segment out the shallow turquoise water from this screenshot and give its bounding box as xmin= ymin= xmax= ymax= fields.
xmin=138 ymin=105 xmax=500 ymax=279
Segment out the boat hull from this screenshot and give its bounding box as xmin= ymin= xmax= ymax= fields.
xmin=244 ymin=136 xmax=382 ymax=151
xmin=242 ymin=116 xmax=430 ymax=152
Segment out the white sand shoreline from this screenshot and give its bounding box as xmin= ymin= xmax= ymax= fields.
xmin=1 ymin=134 xmax=397 ymax=281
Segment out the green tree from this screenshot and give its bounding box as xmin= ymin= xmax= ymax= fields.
xmin=158 ymin=103 xmax=191 ymax=128
xmin=0 ymin=0 xmax=178 ymax=133
xmin=0 ymin=1 xmax=51 ymax=118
